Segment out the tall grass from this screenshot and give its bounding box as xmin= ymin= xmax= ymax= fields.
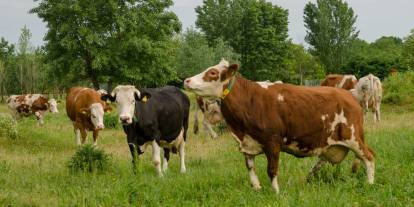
xmin=0 ymin=103 xmax=413 ymax=206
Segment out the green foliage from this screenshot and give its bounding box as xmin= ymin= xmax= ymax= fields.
xmin=0 ymin=114 xmax=18 ymax=139
xmin=174 ymin=28 xmax=240 ymax=79
xmin=104 ymin=112 xmax=120 ymax=129
xmin=342 ymin=37 xmax=405 ymax=79
xmin=32 ymin=0 xmax=181 ymax=89
xmin=383 ymin=71 xmax=414 ymax=105
xmin=283 ymin=42 xmax=326 ymax=84
xmin=304 ymin=0 xmax=358 ymax=73
xmin=196 ymin=0 xmax=289 ymax=81
xmin=402 ymin=29 xmax=414 ymax=70
xmin=67 ymin=144 xmax=112 ymax=173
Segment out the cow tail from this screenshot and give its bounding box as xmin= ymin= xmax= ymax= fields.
xmin=193 ymin=104 xmax=199 ymax=134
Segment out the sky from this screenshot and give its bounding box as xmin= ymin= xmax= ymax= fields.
xmin=1 ymin=0 xmax=413 ymax=47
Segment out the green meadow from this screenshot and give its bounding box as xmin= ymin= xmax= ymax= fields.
xmin=1 ymin=100 xmax=413 ymax=207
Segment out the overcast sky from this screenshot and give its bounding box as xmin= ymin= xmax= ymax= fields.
xmin=1 ymin=0 xmax=413 ymax=47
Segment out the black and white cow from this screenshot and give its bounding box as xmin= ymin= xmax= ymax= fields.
xmin=101 ymin=85 xmax=190 ymax=176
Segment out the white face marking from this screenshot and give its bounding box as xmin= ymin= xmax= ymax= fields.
xmin=112 ymin=85 xmax=140 ymax=124
xmin=184 ymin=59 xmax=229 ymax=98
xmin=330 ymin=109 xmax=347 ymax=132
xmin=90 ymin=103 xmax=105 ymax=129
xmin=48 ymin=98 xmax=59 ymax=113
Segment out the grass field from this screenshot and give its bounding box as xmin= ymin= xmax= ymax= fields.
xmin=1 ymin=99 xmax=414 ymax=206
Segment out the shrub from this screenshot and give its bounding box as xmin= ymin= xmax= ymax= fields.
xmin=67 ymin=144 xmax=112 ymax=173
xmin=383 ymin=71 xmax=414 ymax=105
xmin=0 ymin=114 xmax=18 ymax=139
xmin=104 ymin=112 xmax=120 ymax=129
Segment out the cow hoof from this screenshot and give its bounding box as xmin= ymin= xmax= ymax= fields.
xmin=180 ymin=168 xmax=187 ymax=174
xmin=252 ymin=185 xmax=262 ymax=191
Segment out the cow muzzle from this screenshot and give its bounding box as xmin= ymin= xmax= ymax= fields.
xmin=95 ymin=124 xmax=104 ymax=130
xmin=120 ymin=116 xmax=132 ymax=125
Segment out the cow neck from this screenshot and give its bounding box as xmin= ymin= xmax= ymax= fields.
xmin=220 ymin=73 xmax=238 ymax=99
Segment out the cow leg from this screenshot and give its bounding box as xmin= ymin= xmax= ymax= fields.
xmin=244 ymin=153 xmax=261 ymax=190
xmin=162 ymin=148 xmax=170 ymax=172
xmin=306 ymin=159 xmax=327 ymax=181
xmin=351 ymin=157 xmax=362 ymax=173
xmin=264 ymin=142 xmax=281 ymax=193
xmin=179 ymin=141 xmax=186 ymax=173
xmin=80 ymin=129 xmax=87 ymax=145
xmin=349 ymin=143 xmax=375 ymax=184
xmin=92 ymin=130 xmax=99 ymax=146
xmin=375 ymin=102 xmax=381 ymax=122
xmin=73 ymin=124 xmax=81 ymax=146
xmin=128 ymin=143 xmax=138 ymax=173
xmin=152 ymin=140 xmax=163 ymax=177
xmin=203 ymin=118 xmax=218 ymax=139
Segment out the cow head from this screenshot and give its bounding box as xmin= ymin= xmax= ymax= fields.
xmin=184 ymin=59 xmax=239 ymax=98
xmin=101 ymin=85 xmax=151 ymax=125
xmin=48 ymin=98 xmax=59 ymax=113
xmin=79 ymin=103 xmax=105 ymax=130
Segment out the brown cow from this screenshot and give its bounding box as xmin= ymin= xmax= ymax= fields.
xmin=66 ymin=87 xmax=111 ymax=146
xmin=321 ymin=74 xmax=357 ymax=90
xmin=7 ymin=94 xmax=59 ymax=125
xmin=184 ymin=59 xmax=375 ymax=192
xmin=193 ymin=81 xmax=283 ymax=138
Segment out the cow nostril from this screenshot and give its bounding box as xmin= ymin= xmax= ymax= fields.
xmin=184 ymin=79 xmax=191 ymax=84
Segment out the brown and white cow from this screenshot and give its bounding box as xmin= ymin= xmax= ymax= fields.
xmin=66 ymin=87 xmax=111 ymax=146
xmin=351 ymin=74 xmax=383 ymax=122
xmin=7 ymin=94 xmax=59 ymax=125
xmin=321 ymin=74 xmax=358 ymax=90
xmin=184 ymin=59 xmax=375 ymax=192
xmin=193 ymin=81 xmax=283 ymax=138
xmin=193 ymin=95 xmax=223 ymax=138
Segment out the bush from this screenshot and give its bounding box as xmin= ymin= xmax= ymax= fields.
xmin=383 ymin=71 xmax=414 ymax=105
xmin=104 ymin=112 xmax=120 ymax=129
xmin=0 ymin=114 xmax=18 ymax=139
xmin=67 ymin=144 xmax=112 ymax=173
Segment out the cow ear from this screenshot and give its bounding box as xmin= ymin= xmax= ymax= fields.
xmin=220 ymin=64 xmax=239 ymax=81
xmin=136 ymin=91 xmax=151 ymax=103
xmin=101 ymin=94 xmax=115 ymax=102
xmin=104 ymin=105 xmax=112 ymax=112
xmin=79 ymin=108 xmax=90 ymax=116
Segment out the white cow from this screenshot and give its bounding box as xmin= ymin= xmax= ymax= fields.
xmin=351 ymin=74 xmax=382 ymax=122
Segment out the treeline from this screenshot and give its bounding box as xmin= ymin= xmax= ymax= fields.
xmin=1 ymin=0 xmax=414 ymax=100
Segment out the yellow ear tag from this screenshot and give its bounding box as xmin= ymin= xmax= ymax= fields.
xmin=142 ymin=96 xmax=148 ymax=102
xmin=221 ymin=89 xmax=230 ymax=98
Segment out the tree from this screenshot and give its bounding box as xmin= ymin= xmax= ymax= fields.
xmin=402 ymin=29 xmax=414 ymax=70
xmin=304 ymin=0 xmax=359 ymax=74
xmin=196 ymin=0 xmax=289 ymax=81
xmin=174 ymin=28 xmax=239 ymax=80
xmin=341 ymin=37 xmax=405 ymax=79
xmin=32 ymin=0 xmax=181 ymax=89
xmin=283 ymin=42 xmax=325 ymax=84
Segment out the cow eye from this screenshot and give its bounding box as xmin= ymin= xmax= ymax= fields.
xmin=92 ymin=115 xmax=96 ymax=118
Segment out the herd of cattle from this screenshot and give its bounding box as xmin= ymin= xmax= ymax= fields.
xmin=5 ymin=59 xmax=385 ymax=193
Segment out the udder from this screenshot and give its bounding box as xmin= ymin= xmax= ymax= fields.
xmin=321 ymin=145 xmax=349 ymax=164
